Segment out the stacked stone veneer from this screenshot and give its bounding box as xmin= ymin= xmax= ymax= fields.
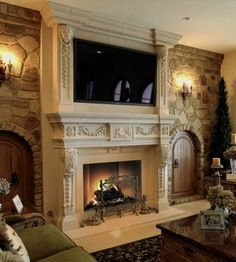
xmin=167 ymin=44 xmax=224 ymax=202
xmin=0 ymin=3 xmax=42 ymax=211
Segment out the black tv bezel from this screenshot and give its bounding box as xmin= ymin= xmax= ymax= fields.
xmin=73 ymin=38 xmax=157 ymax=106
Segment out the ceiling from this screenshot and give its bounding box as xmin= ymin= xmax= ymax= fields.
xmin=2 ymin=0 xmax=236 ymax=54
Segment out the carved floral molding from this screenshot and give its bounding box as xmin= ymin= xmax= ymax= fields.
xmin=47 ymin=113 xmax=176 ymax=147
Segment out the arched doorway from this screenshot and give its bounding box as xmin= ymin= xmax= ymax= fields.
xmin=0 ymin=131 xmax=33 ymax=212
xmin=171 ymin=131 xmax=197 ymax=198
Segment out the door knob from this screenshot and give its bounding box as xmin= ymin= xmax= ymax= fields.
xmin=173 ymin=159 xmax=180 ymax=168
xmin=11 ymin=172 xmax=18 ymax=186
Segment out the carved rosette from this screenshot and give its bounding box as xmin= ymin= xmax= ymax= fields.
xmin=161 ymin=126 xmax=169 ymax=136
xmin=60 ymin=148 xmax=79 ymax=216
xmin=58 ymin=24 xmax=73 ymax=91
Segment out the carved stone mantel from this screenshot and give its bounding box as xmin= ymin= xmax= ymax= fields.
xmin=47 ymin=112 xmax=176 ymax=229
xmin=47 ymin=112 xmax=176 ymax=148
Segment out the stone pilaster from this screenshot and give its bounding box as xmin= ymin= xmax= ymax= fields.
xmin=59 ymin=148 xmax=79 ymax=216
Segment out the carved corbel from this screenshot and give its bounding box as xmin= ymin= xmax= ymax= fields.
xmin=58 ymin=24 xmax=73 ymax=92
xmin=60 ymin=148 xmax=79 ymax=216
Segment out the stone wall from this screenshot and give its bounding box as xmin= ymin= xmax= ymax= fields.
xmin=167 ymin=44 xmax=224 ymax=201
xmin=0 ymin=3 xmax=42 ymax=210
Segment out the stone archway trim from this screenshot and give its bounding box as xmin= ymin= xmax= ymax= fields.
xmin=0 ymin=122 xmax=43 ymax=211
xmin=169 ymin=124 xmax=205 ymax=201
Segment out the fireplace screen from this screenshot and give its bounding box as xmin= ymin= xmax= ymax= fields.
xmin=83 ymin=160 xmax=141 ymax=214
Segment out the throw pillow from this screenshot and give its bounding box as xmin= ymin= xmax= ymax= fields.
xmin=0 ymin=249 xmax=24 ymax=262
xmin=5 ymin=224 xmax=30 ymax=262
xmin=0 ymin=219 xmax=11 ymax=251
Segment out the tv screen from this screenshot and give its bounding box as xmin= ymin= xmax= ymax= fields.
xmin=73 ymin=39 xmax=157 ymax=105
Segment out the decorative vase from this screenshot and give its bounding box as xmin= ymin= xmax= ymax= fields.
xmin=230 ymin=158 xmax=236 ymax=174
xmin=0 ymin=203 xmax=3 ymax=221
xmin=214 ymin=205 xmax=230 ymax=219
xmin=223 ymin=207 xmax=230 ymax=219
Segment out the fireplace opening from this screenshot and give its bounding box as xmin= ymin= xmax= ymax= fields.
xmin=83 ymin=160 xmax=141 ymax=215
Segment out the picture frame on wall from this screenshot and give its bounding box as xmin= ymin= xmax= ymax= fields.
xmin=200 ymin=210 xmax=225 ymax=230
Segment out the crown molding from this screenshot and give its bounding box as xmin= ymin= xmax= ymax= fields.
xmin=41 ymin=1 xmax=182 ymax=47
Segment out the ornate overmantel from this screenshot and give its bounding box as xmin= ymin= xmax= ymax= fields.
xmin=41 ymin=1 xmax=182 ymax=113
xmin=40 ymin=1 xmax=181 ymax=231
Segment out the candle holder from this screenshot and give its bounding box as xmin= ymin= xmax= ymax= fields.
xmin=210 ymin=164 xmax=224 ymax=185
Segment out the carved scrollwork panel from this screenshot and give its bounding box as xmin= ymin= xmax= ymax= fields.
xmin=58 ymin=24 xmax=73 ymax=91
xmin=159 ymin=144 xmax=170 ymax=198
xmin=77 ymin=124 xmax=107 ymax=137
xmin=135 ymin=126 xmax=159 ymax=137
xmin=158 ymin=45 xmax=168 ymax=99
xmin=111 ymin=125 xmax=133 ymax=141
xmin=63 ymin=175 xmax=73 ymax=216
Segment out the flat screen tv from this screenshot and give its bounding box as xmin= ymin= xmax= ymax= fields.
xmin=73 ymin=39 xmax=157 ymax=105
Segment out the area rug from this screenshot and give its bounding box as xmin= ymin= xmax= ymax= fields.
xmin=92 ymin=235 xmax=162 ymax=262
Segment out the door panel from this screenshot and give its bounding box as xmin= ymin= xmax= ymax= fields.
xmin=172 ymin=132 xmax=197 ymax=198
xmin=0 ymin=132 xmax=33 ymax=212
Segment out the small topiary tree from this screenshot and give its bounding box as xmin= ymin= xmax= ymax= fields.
xmin=209 ymin=77 xmax=232 ymax=170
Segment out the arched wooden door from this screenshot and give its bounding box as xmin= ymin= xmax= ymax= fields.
xmin=0 ymin=131 xmax=33 ymax=212
xmin=172 ymin=131 xmax=197 ymax=198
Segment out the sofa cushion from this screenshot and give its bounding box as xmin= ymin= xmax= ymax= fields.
xmin=37 ymin=246 xmax=97 ymax=262
xmin=16 ymin=224 xmax=76 ymax=262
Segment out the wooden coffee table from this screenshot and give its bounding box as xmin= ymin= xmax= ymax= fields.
xmin=156 ymin=214 xmax=236 ymax=262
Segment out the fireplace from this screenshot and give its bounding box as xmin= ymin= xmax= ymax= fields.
xmin=41 ymin=1 xmax=181 ymax=231
xmin=83 ymin=160 xmax=141 ymax=216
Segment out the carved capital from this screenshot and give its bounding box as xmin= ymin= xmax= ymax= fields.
xmin=157 ymin=45 xmax=168 ymax=60
xmin=58 ymin=24 xmax=73 ymax=45
xmin=60 ymin=148 xmax=79 ymax=175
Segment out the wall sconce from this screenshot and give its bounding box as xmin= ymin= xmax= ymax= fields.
xmin=182 ymin=82 xmax=192 ymax=100
xmin=0 ymin=53 xmax=13 ymax=87
xmin=176 ymin=77 xmax=193 ymax=100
